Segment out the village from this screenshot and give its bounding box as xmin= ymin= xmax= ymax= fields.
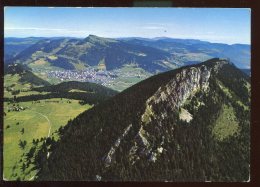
xmin=46 ymin=68 xmax=117 ymax=86
xmin=46 ymin=66 xmax=147 ymax=88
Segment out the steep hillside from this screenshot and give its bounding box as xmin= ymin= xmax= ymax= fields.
xmin=36 ymin=58 xmax=250 ymax=181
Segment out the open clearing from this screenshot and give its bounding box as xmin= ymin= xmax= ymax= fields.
xmin=212 ymin=104 xmax=240 ymax=141
xmin=3 ymin=98 xmax=92 ymax=180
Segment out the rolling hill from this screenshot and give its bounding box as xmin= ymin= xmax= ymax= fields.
xmin=7 ymin=35 xmax=178 ymax=73
xmin=33 ymin=81 xmax=117 ymax=96
xmin=121 ymin=37 xmax=250 ymax=69
xmin=4 ymin=63 xmax=51 ymax=87
xmin=35 ymin=58 xmax=250 ymax=181
xmin=4 ymin=37 xmax=45 ymax=61
xmin=5 ymin=35 xmax=250 ymax=73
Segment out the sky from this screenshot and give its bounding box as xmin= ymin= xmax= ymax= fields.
xmin=4 ymin=7 xmax=250 ymax=44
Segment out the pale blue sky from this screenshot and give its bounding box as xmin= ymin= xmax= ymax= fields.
xmin=4 ymin=7 xmax=250 ymax=44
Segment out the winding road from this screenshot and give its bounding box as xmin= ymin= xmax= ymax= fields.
xmin=32 ymin=111 xmax=52 ymax=139
xmin=29 ymin=111 xmax=52 ymax=180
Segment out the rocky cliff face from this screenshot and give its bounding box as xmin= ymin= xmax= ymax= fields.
xmin=103 ymin=64 xmax=213 ymax=167
xmin=142 ymin=65 xmax=211 ymax=122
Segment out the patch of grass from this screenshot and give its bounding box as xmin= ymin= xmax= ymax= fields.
xmin=212 ymin=104 xmax=240 ymax=141
xmin=4 ymin=74 xmax=34 ymax=98
xmin=29 ymin=60 xmax=64 ymax=72
xmin=32 ymin=59 xmax=48 ymax=65
xmin=74 ymin=62 xmax=87 ymax=70
xmin=29 ymin=60 xmax=50 ymax=69
xmin=181 ymin=52 xmax=212 ymax=62
xmin=3 ymin=98 xmax=92 ymax=180
xmin=33 ymin=72 xmax=61 ymax=85
xmin=4 ymin=109 xmax=50 ymax=180
xmin=108 ymin=65 xmax=152 ymax=91
xmin=47 ymin=55 xmax=58 ymax=60
xmin=4 ymin=73 xmax=51 ymax=98
xmin=31 ymin=50 xmax=44 ymax=57
xmin=4 ymin=74 xmax=22 ymax=88
xmin=68 ymin=89 xmax=88 ymax=93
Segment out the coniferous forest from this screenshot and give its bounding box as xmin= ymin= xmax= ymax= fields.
xmin=33 ymin=59 xmax=250 ymax=181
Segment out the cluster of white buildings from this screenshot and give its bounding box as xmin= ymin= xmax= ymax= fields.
xmin=46 ymin=65 xmax=150 ymax=89
xmin=47 ymin=68 xmax=117 ymax=85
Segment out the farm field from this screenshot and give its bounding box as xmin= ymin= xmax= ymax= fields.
xmin=108 ymin=64 xmax=152 ymax=91
xmin=3 ymin=99 xmax=92 ymax=181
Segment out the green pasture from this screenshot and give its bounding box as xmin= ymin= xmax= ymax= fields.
xmin=3 ymin=99 xmax=92 ymax=181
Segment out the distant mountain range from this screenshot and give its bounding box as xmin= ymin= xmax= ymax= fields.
xmin=5 ymin=35 xmax=250 ymax=72
xmin=4 ymin=37 xmax=78 ymax=60
xmin=5 ymin=35 xmax=177 ymax=73
xmin=4 ymin=37 xmax=45 ymax=61
xmin=36 ymin=58 xmax=250 ymax=181
xmin=119 ymin=37 xmax=250 ymax=69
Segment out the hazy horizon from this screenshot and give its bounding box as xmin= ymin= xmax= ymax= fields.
xmin=4 ymin=7 xmax=250 ymax=45
xmin=4 ymin=34 xmax=250 ymax=46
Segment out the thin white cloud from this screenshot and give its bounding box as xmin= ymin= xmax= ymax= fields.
xmin=5 ymin=27 xmax=66 ymax=31
xmin=5 ymin=27 xmax=91 ymax=34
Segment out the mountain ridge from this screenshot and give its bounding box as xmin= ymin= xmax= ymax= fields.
xmin=5 ymin=35 xmax=250 ymax=72
xmin=35 ymin=58 xmax=250 ymax=181
xmin=7 ymin=35 xmax=177 ymax=73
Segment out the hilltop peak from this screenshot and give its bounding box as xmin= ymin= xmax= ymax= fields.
xmin=199 ymin=58 xmax=233 ymax=69
xmin=87 ymin=34 xmax=100 ymax=39
xmin=84 ymin=34 xmax=118 ymax=44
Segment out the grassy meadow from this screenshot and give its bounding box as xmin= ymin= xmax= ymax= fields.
xmin=3 ymin=99 xmax=92 ymax=180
